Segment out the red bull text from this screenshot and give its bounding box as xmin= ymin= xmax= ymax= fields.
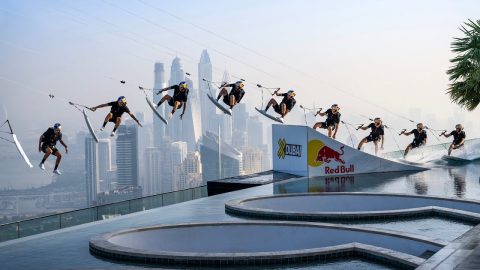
xmin=308 ymin=140 xmax=355 ymax=175
xmin=325 ymin=164 xmax=355 ymax=174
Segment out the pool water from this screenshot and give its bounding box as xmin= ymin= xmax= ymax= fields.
xmin=274 ymin=162 xmax=480 ymax=199
xmin=192 ymin=259 xmax=398 ymax=270
xmin=344 ymin=217 xmax=474 ymax=242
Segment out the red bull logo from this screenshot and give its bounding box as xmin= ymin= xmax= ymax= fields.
xmin=308 ymin=139 xmax=355 ymax=174
xmin=316 ymin=145 xmax=345 ymax=164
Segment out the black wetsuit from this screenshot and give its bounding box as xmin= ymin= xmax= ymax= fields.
xmin=164 ymin=85 xmax=189 ymax=108
xmin=410 ymin=129 xmax=427 ymax=148
xmin=365 ymin=123 xmax=384 ymax=142
xmin=223 ymin=84 xmax=245 ymax=105
xmin=450 ymin=130 xmax=466 ymax=145
xmin=108 ymin=101 xmax=131 ymax=122
xmin=319 ymin=109 xmax=341 ymax=129
xmin=273 ymin=94 xmax=296 ymax=114
xmin=41 ymin=128 xmax=62 ymax=154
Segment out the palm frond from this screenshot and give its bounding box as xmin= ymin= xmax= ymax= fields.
xmin=446 ymin=19 xmax=480 ymax=111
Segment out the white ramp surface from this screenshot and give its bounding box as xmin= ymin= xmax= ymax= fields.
xmin=273 ymin=125 xmax=425 ymax=177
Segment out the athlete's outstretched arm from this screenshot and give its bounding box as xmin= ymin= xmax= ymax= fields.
xmin=180 ymin=102 xmax=187 ymax=120
xmin=315 ymin=110 xmax=327 ymax=117
xmin=38 ymin=135 xmax=44 ymax=152
xmin=59 ymin=139 xmax=68 ymax=154
xmin=128 ymin=112 xmax=142 ymax=127
xmin=359 ymin=126 xmax=370 ymax=131
xmin=157 ymin=85 xmax=175 ymax=94
xmin=237 ymin=91 xmax=245 ymax=103
xmin=333 ymin=123 xmax=340 ymax=138
xmin=90 ymin=103 xmax=110 ymax=111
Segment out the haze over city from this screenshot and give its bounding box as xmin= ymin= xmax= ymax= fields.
xmin=2 ymin=0 xmax=480 ymax=136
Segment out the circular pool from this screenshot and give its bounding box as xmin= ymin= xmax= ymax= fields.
xmin=225 ymin=193 xmax=480 ymax=221
xmin=89 ymin=221 xmax=442 ymax=266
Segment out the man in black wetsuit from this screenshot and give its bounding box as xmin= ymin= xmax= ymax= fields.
xmin=312 ymin=104 xmax=341 ymax=139
xmin=156 ymin=81 xmax=189 ymax=120
xmin=216 ymin=81 xmax=245 ymax=112
xmin=400 ymin=123 xmax=427 ymax=158
xmin=357 ymin=117 xmax=385 ymax=155
xmin=90 ymin=96 xmax=142 ymax=137
xmin=441 ymin=124 xmax=466 ymax=156
xmin=38 ymin=123 xmax=68 ymax=175
xmin=264 ymin=90 xmax=296 ymax=120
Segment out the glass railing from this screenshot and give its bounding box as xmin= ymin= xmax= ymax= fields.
xmin=0 ymin=185 xmax=208 ymax=243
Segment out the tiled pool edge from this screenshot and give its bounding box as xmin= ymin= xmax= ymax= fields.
xmin=416 ymin=223 xmax=480 ymax=269
xmin=89 ymin=221 xmax=444 ymax=268
xmin=225 ymin=193 xmax=480 ymax=223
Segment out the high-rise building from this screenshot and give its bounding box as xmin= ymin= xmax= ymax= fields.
xmin=178 ymin=151 xmax=202 ymax=190
xmin=166 ymin=57 xmax=185 ymax=141
xmin=220 ymin=70 xmax=233 ymax=143
xmin=248 ymin=116 xmax=263 ymax=148
xmin=260 ymin=143 xmax=271 ymax=171
xmin=85 ymin=137 xmax=99 ymax=207
xmin=241 ymin=147 xmax=264 ymax=175
xmin=158 ymin=137 xmax=173 ymax=193
xmin=171 ymin=141 xmax=188 ymax=168
xmin=233 ymin=103 xmax=248 ymax=132
xmin=200 ymin=131 xmax=243 ymax=182
xmin=97 ymin=139 xmax=111 ymax=193
xmin=198 ymin=50 xmax=214 ymax=135
xmin=116 ymin=121 xmax=139 ymax=188
xmin=171 ymin=141 xmax=187 ymax=190
xmin=180 ymin=77 xmax=201 ymax=151
xmin=144 ymin=147 xmax=162 ymax=195
xmin=153 ymin=63 xmax=166 ymax=146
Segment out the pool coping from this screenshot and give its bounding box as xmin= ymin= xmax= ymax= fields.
xmin=225 ymin=192 xmax=480 ymax=223
xmin=89 ymin=221 xmax=445 ymax=268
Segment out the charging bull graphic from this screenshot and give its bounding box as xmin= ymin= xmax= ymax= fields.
xmin=308 ymin=139 xmax=354 ymax=174
xmin=316 ymin=145 xmax=345 ymax=164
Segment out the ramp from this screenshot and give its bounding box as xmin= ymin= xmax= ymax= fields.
xmin=272 ymin=125 xmax=426 ymax=177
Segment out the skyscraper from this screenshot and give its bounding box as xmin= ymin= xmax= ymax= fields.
xmin=233 ymin=103 xmax=248 ymax=132
xmin=178 ymin=151 xmax=202 ymax=190
xmin=248 ymin=116 xmax=263 ymax=148
xmin=153 ymin=63 xmax=166 ymax=146
xmin=171 ymin=141 xmax=187 ymax=190
xmin=85 ymin=137 xmax=99 ymax=207
xmin=167 ymin=57 xmax=185 ymax=141
xmin=116 ymin=121 xmax=139 ymax=188
xmin=144 ymin=147 xmax=162 ymax=195
xmin=97 ymin=139 xmax=111 ymax=193
xmin=198 ymin=50 xmax=214 ymax=135
xmin=232 ymin=103 xmax=249 ymax=148
xmin=180 ymin=77 xmax=201 ymax=151
xmin=200 ymin=131 xmax=243 ymax=182
xmin=241 ymin=147 xmax=264 ymax=175
xmin=220 ymin=70 xmax=233 ymax=143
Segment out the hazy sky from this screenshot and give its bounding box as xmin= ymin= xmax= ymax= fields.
xmin=1 ymin=0 xmax=480 ymax=141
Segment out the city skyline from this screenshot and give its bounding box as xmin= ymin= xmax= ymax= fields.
xmin=2 ymin=0 xmax=480 ymax=139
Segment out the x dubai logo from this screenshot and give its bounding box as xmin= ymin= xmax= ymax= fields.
xmin=277 ymin=138 xmax=302 ymax=159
